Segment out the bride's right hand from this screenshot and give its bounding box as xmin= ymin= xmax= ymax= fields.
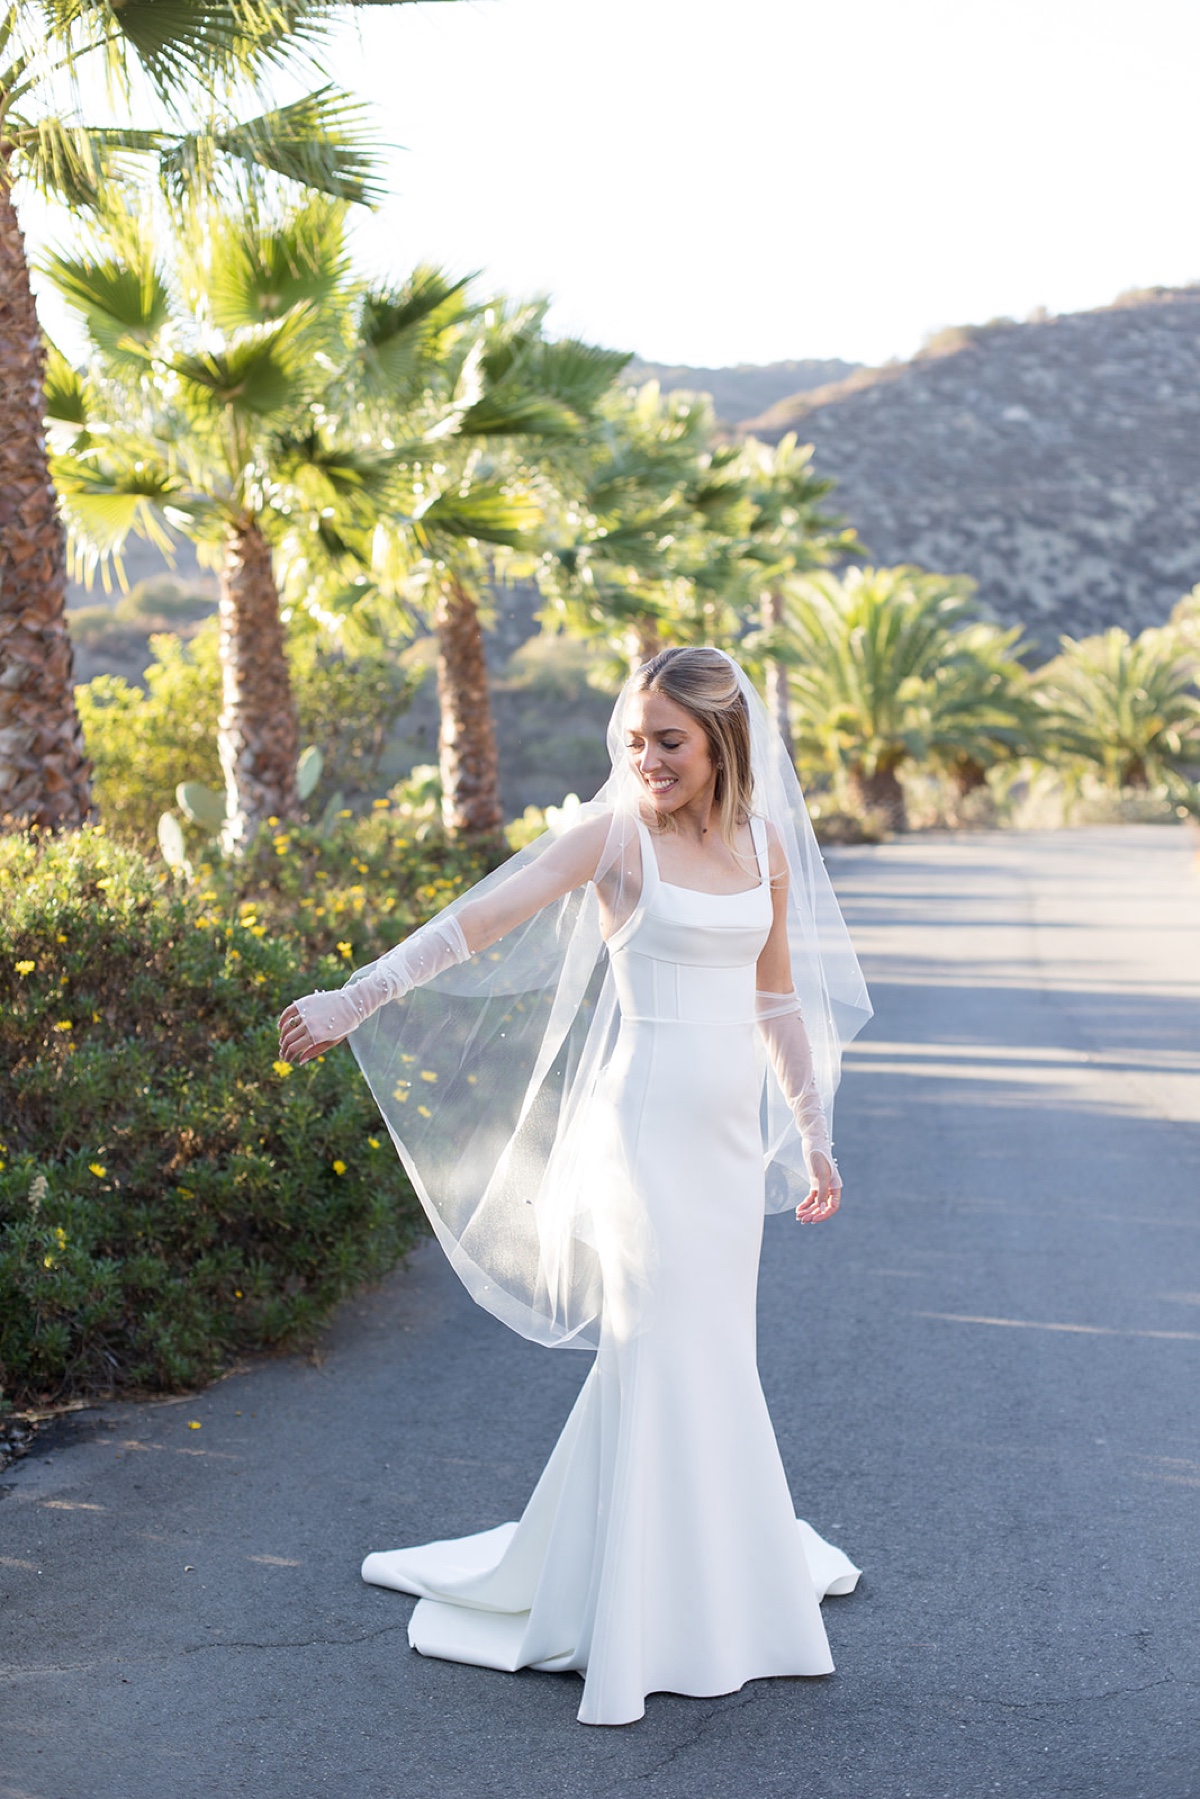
xmin=277 ymin=1002 xmax=347 ymax=1067
xmin=796 ymin=1152 xmax=842 ymax=1224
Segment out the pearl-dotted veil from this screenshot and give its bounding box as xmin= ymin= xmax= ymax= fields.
xmin=348 ymin=651 xmax=872 ymax=1348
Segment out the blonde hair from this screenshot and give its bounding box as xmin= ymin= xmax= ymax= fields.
xmin=632 ymin=646 xmax=754 ymax=853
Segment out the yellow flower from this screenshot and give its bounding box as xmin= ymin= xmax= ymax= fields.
xmin=332 ymin=1159 xmax=347 ymax=1175
xmin=254 ymin=973 xmax=267 ymax=985
xmin=43 ymin=1254 xmax=55 ymax=1269
xmin=89 ymin=1162 xmax=106 ymax=1178
xmin=466 ymin=1073 xmax=478 ymax=1085
xmin=234 ymin=1289 xmax=243 ymax=1299
xmin=92 ymin=1011 xmax=101 ymax=1022
xmin=337 ymin=941 xmax=353 ymax=960
xmin=267 ymin=816 xmax=280 ymax=827
xmin=250 ymin=924 xmax=266 ymax=937
xmin=372 ymin=798 xmax=389 ymax=809
xmin=338 ymin=808 xmax=352 ymax=818
xmin=368 ymin=1136 xmax=381 ymax=1149
xmin=177 ymin=1186 xmax=194 ymax=1199
xmin=420 ymin=1070 xmax=438 ymax=1083
xmin=187 ymin=1421 xmax=201 ymax=1431
xmin=195 ymin=916 xmax=210 ymax=929
xmin=54 ymin=1227 xmax=67 ymax=1249
xmin=96 ymin=877 xmax=112 ymax=890
xmin=15 ymin=959 xmax=35 ymax=975
xmin=417 ymin=1104 xmax=432 ymax=1119
xmin=53 ymin=1020 xmax=73 ymax=1032
xmin=56 ymin=933 xmax=67 ymax=943
xmin=314 ymin=906 xmax=326 ymax=918
xmin=273 ymin=1060 xmax=292 ymax=1078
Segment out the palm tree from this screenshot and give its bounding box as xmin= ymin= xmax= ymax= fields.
xmin=916 ymin=620 xmax=1038 ymax=820
xmin=734 ymin=434 xmax=858 ymax=759
xmin=0 ymin=0 xmax=449 ymax=832
xmin=782 ymin=565 xmax=1004 ymax=829
xmin=52 ymin=205 xmax=631 ymax=851
xmin=1033 ymin=626 xmax=1200 ymax=803
xmin=537 ymin=381 xmax=725 ymax=678
xmin=287 ymin=298 xmax=630 ymax=843
xmin=47 ymin=197 xmax=409 ymax=849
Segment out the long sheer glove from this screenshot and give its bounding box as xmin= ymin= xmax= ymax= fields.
xmin=755 ymin=989 xmax=841 ymax=1200
xmin=279 ymin=914 xmax=470 ymax=1062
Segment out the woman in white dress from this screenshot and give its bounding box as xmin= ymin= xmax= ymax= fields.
xmin=279 ymin=646 xmax=871 ymax=1726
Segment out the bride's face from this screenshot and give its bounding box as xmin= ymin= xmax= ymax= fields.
xmin=624 ymin=691 xmax=715 ymax=816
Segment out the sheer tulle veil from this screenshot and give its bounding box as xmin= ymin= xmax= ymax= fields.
xmin=348 ymin=650 xmax=872 ymax=1349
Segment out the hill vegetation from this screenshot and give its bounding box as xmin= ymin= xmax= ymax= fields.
xmin=702 ymin=289 xmax=1200 ymax=650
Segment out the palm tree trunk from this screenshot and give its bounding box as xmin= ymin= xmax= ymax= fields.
xmin=0 ymin=170 xmax=92 ymax=830
xmin=627 ymin=619 xmax=662 ymax=676
xmin=849 ymin=761 xmax=907 ymax=831
xmin=761 ymin=589 xmax=794 ymax=761
xmin=434 ymin=572 xmax=504 ymax=846
xmin=217 ymin=518 xmax=299 ymax=854
xmin=950 ymin=754 xmax=988 ymax=797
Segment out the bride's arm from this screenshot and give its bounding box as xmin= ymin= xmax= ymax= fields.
xmin=454 ymin=811 xmax=613 ymax=954
xmin=278 ymin=811 xmax=613 ymax=1065
xmin=754 ymin=828 xmax=842 ymax=1223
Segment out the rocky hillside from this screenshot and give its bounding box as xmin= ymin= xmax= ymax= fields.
xmin=730 ymin=289 xmax=1200 ymax=648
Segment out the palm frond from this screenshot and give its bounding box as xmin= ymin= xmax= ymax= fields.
xmin=169 ymin=312 xmax=314 ymax=418
xmin=162 ymin=87 xmax=384 ymax=206
xmin=42 ymin=339 xmax=89 ymax=427
xmin=52 ymin=445 xmax=186 ymax=588
xmin=41 ymin=241 xmax=172 ymax=368
xmin=47 ymin=0 xmax=325 ymax=104
xmin=414 ymin=483 xmax=542 ymax=551
xmin=517 ymin=338 xmax=631 ymax=415
xmin=455 ymin=390 xmax=585 ymax=441
xmin=356 ymin=267 xmax=475 ymax=396
xmin=203 ymin=195 xmax=349 ymax=332
xmin=6 ymin=114 xmax=162 ymax=206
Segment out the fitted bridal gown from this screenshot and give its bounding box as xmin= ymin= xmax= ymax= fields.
xmin=362 ymin=815 xmax=859 ymax=1726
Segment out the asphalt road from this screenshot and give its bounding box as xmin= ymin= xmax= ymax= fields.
xmin=3 ymin=825 xmax=1199 ymax=1799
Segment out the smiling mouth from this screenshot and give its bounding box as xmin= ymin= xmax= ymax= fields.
xmin=644 ymin=776 xmax=677 ymax=794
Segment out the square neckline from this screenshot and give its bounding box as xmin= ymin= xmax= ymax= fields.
xmin=637 ymin=814 xmax=769 ymax=898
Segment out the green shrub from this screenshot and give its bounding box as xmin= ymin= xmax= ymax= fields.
xmin=75 ymin=632 xmax=222 ymax=845
xmin=0 ymin=824 xmax=484 ymax=1411
xmin=76 ymin=620 xmax=420 ymax=848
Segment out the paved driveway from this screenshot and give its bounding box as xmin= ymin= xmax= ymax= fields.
xmin=3 ymin=826 xmax=1198 ymax=1799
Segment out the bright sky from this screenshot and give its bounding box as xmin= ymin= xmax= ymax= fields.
xmin=325 ymin=0 xmax=1200 ymax=367
xmin=24 ymin=0 xmax=1200 ymax=370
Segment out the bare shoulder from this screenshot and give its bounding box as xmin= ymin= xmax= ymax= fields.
xmin=761 ymin=816 xmax=790 ymax=887
xmin=542 ymin=807 xmax=617 ymax=880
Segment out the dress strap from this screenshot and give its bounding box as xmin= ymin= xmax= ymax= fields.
xmin=749 ymin=815 xmax=771 ymax=890
xmin=633 ymin=813 xmax=660 ymax=900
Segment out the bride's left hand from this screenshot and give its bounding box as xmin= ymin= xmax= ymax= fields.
xmin=796 ymin=1152 xmax=842 ymax=1223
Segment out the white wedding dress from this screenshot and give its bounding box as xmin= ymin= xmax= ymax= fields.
xmin=362 ymin=816 xmax=860 ymax=1726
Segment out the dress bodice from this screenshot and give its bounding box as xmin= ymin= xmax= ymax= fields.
xmin=606 ymin=816 xmax=773 ymax=1024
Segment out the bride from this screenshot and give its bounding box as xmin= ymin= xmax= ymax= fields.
xmin=278 ymin=646 xmax=872 ymax=1726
